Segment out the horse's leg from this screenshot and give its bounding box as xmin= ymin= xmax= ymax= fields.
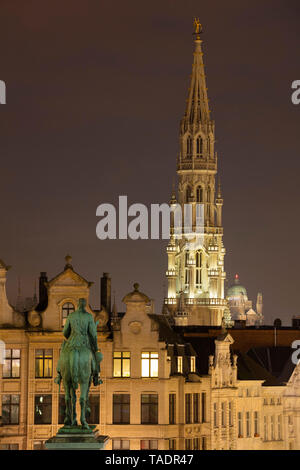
xmin=64 ymin=382 xmax=72 ymax=426
xmin=71 ymin=385 xmax=78 ymax=426
xmin=79 ymin=381 xmax=90 ymax=429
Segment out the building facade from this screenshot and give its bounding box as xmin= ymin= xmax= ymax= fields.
xmin=0 ymin=257 xmax=300 ymax=450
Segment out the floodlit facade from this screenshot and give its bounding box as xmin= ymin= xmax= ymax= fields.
xmin=0 ymin=258 xmax=300 ymax=450
xmin=0 ymin=25 xmax=299 ymax=451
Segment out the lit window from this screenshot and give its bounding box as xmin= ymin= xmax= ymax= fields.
xmin=35 ymin=349 xmax=53 ymax=378
xmin=62 ymin=302 xmax=75 ymax=326
xmin=3 ymin=349 xmax=21 ymax=378
xmin=177 ymin=356 xmax=183 ymax=374
xmin=190 ymin=356 xmax=196 ymax=373
xmin=113 ymin=351 xmax=130 ymax=377
xmin=141 ymin=352 xmax=158 ymax=377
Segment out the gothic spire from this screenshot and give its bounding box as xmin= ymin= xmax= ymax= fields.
xmin=183 ymin=19 xmax=210 ymax=128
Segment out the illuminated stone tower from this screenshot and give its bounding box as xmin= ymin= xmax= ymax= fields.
xmin=165 ymin=20 xmax=229 ymax=326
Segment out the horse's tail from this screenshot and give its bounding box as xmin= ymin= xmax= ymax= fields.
xmin=70 ymin=350 xmax=79 ymax=390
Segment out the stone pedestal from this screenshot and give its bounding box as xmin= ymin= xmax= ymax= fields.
xmin=45 ymin=425 xmax=109 ymax=450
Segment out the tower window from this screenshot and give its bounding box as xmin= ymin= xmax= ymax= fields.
xmin=186 ymin=136 xmax=192 ymax=158
xmin=196 ymin=186 xmax=203 ymax=202
xmin=196 ymin=136 xmax=203 ymax=157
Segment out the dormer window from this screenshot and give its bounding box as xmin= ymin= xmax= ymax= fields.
xmin=190 ymin=356 xmax=196 ymax=373
xmin=62 ymin=302 xmax=75 ymax=326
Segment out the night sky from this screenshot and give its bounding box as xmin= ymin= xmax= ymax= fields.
xmin=0 ymin=1 xmax=299 ymax=324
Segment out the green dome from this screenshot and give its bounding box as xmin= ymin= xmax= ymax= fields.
xmin=227 ymin=274 xmax=247 ymax=298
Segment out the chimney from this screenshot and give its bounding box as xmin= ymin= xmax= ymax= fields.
xmin=101 ymin=272 xmax=111 ymax=313
xmin=37 ymin=272 xmax=48 ymax=311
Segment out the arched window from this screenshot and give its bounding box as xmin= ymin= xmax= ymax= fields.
xmin=207 ymin=189 xmax=211 ymax=203
xmin=196 ymin=186 xmax=203 ymax=203
xmin=62 ymin=302 xmax=75 ymax=326
xmin=185 ymin=251 xmax=190 ymax=287
xmin=196 ymin=250 xmax=202 ymax=288
xmin=186 ymin=186 xmax=192 ymax=203
xmin=186 ymin=136 xmax=192 ymax=158
xmin=196 ymin=136 xmax=203 ymax=157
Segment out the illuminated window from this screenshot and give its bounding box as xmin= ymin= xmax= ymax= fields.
xmin=35 ymin=349 xmax=52 ymax=378
xmin=2 ymin=395 xmax=20 ymax=425
xmin=141 ymin=352 xmax=158 ymax=377
xmin=190 ymin=356 xmax=196 ymax=373
xmin=177 ymin=356 xmax=183 ymax=374
xmin=141 ymin=394 xmax=158 ymax=424
xmin=3 ymin=349 xmax=20 ymax=378
xmin=113 ymin=351 xmax=130 ymax=377
xmin=62 ymin=302 xmax=75 ymax=326
xmin=34 ymin=395 xmax=52 ymax=425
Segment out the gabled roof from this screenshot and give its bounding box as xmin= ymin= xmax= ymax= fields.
xmin=46 ymin=266 xmax=93 ymax=288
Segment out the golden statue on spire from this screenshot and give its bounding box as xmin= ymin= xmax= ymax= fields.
xmin=193 ymin=18 xmax=202 ymax=37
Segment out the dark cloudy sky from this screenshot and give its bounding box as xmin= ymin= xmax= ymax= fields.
xmin=0 ymin=1 xmax=299 ymax=324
